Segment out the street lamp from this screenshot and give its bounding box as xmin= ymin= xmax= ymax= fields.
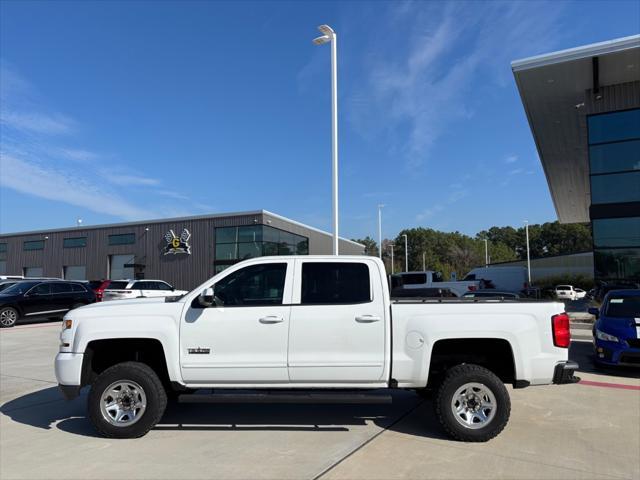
xmin=524 ymin=221 xmax=531 ymax=286
xmin=377 ymin=204 xmax=385 ymax=259
xmin=484 ymin=238 xmax=489 ymax=268
xmin=389 ymin=243 xmax=395 ymax=275
xmin=402 ymin=234 xmax=408 ymax=272
xmin=313 ymin=24 xmax=339 ymax=255
xmin=76 ymin=218 xmax=83 ymax=228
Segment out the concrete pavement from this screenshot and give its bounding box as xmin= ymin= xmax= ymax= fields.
xmin=1 ymin=321 xmax=639 ymax=480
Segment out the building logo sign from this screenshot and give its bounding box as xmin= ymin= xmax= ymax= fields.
xmin=163 ymin=228 xmax=191 ymax=255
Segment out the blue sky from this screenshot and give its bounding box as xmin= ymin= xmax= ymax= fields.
xmin=1 ymin=1 xmax=638 ymax=239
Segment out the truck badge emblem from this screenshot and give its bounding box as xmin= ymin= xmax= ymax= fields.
xmin=188 ymin=347 xmax=211 ymax=354
xmin=164 ymin=228 xmax=191 ymax=255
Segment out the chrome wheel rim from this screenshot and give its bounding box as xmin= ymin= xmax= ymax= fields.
xmin=100 ymin=380 xmax=147 ymax=427
xmin=451 ymin=382 xmax=496 ymax=429
xmin=0 ymin=309 xmax=17 ymax=327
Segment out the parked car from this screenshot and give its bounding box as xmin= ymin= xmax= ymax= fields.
xmin=0 ymin=280 xmax=96 ymax=328
xmin=463 ymin=267 xmax=528 ymax=293
xmin=56 ymin=255 xmax=578 ymax=441
xmin=594 ymin=282 xmax=640 ymax=303
xmin=462 ymin=290 xmax=520 ymax=299
xmin=590 ymin=290 xmax=640 ymax=367
xmin=101 ymin=279 xmax=188 ymax=301
xmin=390 ymin=271 xmax=483 ymax=297
xmin=555 ymin=285 xmax=586 ymax=301
xmin=88 ymin=280 xmax=112 ymax=302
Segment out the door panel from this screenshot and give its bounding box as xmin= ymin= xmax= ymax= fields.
xmin=180 ymin=260 xmax=293 ymax=384
xmin=22 ymin=283 xmax=54 ymax=316
xmin=288 ymin=260 xmax=387 ymax=383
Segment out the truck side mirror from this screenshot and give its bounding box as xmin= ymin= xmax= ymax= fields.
xmin=588 ymin=307 xmax=599 ymax=318
xmin=198 ymin=287 xmax=215 ymax=307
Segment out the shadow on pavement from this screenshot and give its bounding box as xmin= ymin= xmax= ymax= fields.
xmin=1 ymin=386 xmax=447 ymax=439
xmin=570 ymin=341 xmax=640 ymax=380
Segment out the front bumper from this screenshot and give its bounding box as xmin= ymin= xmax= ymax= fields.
xmin=553 ymin=361 xmax=580 ymax=384
xmin=594 ymin=340 xmax=640 ymax=367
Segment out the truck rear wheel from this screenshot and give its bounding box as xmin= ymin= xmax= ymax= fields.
xmin=434 ymin=363 xmax=510 ymax=442
xmin=88 ymin=361 xmax=167 ymax=438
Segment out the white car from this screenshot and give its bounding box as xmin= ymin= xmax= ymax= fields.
xmin=102 ymin=279 xmax=188 ymax=301
xmin=555 ymin=285 xmax=586 ymax=301
xmin=56 ymin=256 xmax=578 ymax=442
xmin=390 ymin=271 xmax=483 ymax=297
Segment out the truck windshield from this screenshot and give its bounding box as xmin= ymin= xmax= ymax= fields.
xmin=605 ymin=295 xmax=640 ymax=318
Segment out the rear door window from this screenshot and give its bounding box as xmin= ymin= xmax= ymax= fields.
xmin=106 ymin=281 xmax=129 ymax=290
xmin=301 ymin=263 xmax=371 ymax=304
xmin=51 ymin=283 xmax=73 ymax=294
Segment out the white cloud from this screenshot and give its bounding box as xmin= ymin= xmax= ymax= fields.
xmin=416 ymin=204 xmax=444 ymax=221
xmin=350 ymin=1 xmax=564 ymax=169
xmin=0 ymin=154 xmax=156 ymax=220
xmin=101 ymin=171 xmax=161 ymax=187
xmin=504 ymin=155 xmax=518 ymax=164
xmin=1 ymin=111 xmax=75 ymax=135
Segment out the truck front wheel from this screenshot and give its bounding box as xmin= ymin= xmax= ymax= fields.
xmin=434 ymin=364 xmax=510 ymax=442
xmin=88 ymin=361 xmax=167 ymax=438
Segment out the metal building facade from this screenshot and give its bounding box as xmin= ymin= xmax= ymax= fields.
xmin=0 ymin=210 xmax=364 ymax=290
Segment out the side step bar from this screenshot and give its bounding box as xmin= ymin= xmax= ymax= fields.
xmin=178 ymin=391 xmax=393 ymax=405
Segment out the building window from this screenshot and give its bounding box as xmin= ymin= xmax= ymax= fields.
xmin=588 ymin=109 xmax=640 ymax=284
xmin=590 ymin=171 xmax=640 ymax=205
xmin=594 ymin=248 xmax=640 ymax=282
xmin=63 ymin=237 xmax=87 ymax=248
xmin=0 ymin=261 xmax=6 ymax=275
xmin=589 ymin=139 xmax=640 ymax=175
xmin=64 ymin=265 xmax=87 ymax=280
xmin=24 ymin=240 xmax=45 ymax=251
xmin=109 ymin=254 xmax=135 ymax=279
xmin=214 ymin=225 xmax=309 ymax=272
xmin=593 ymin=217 xmax=640 ymax=249
xmin=587 ymin=109 xmax=640 ymax=144
xmin=23 ymin=266 xmax=44 ymax=277
xmin=108 ymin=233 xmax=135 ymax=246
xmin=0 ymin=243 xmax=6 ymax=253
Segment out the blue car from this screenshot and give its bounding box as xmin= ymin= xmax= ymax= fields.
xmin=590 ymin=290 xmax=640 ymax=367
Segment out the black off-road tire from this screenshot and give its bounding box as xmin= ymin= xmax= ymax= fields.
xmin=88 ymin=361 xmax=167 ymax=439
xmin=0 ymin=307 xmax=19 ymax=328
xmin=434 ymin=363 xmax=510 ymax=442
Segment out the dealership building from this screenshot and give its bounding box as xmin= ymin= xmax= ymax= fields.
xmin=512 ymin=35 xmax=640 ymax=284
xmin=0 ymin=210 xmax=364 ymax=289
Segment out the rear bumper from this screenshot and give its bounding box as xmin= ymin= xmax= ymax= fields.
xmin=553 ymin=361 xmax=580 ymax=384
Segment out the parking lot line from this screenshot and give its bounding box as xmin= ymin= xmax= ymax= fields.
xmin=579 ymin=379 xmax=640 ymax=391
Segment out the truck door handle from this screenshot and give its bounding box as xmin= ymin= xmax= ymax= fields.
xmin=355 ymin=315 xmax=381 ymax=323
xmin=259 ymin=315 xmax=284 ymax=324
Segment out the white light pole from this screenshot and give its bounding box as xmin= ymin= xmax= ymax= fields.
xmin=484 ymin=238 xmax=489 ymax=268
xmin=402 ymin=234 xmax=408 ymax=272
xmin=377 ymin=204 xmax=384 ymax=259
xmin=313 ymin=25 xmax=339 ymax=255
xmin=524 ymin=221 xmax=531 ymax=285
xmin=389 ymin=244 xmax=395 ymax=275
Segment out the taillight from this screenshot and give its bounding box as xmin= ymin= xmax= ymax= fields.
xmin=552 ymin=313 xmax=570 ymax=348
xmin=468 ymin=285 xmax=477 ymax=291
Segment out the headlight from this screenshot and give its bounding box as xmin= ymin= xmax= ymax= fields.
xmin=595 ymin=329 xmax=619 ymax=343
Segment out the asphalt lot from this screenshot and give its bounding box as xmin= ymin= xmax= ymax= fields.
xmin=1 ymin=320 xmax=639 ymax=480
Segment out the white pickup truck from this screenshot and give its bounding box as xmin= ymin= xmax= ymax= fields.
xmin=391 ymin=271 xmax=484 ymax=297
xmin=55 ymin=256 xmax=579 ymax=441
